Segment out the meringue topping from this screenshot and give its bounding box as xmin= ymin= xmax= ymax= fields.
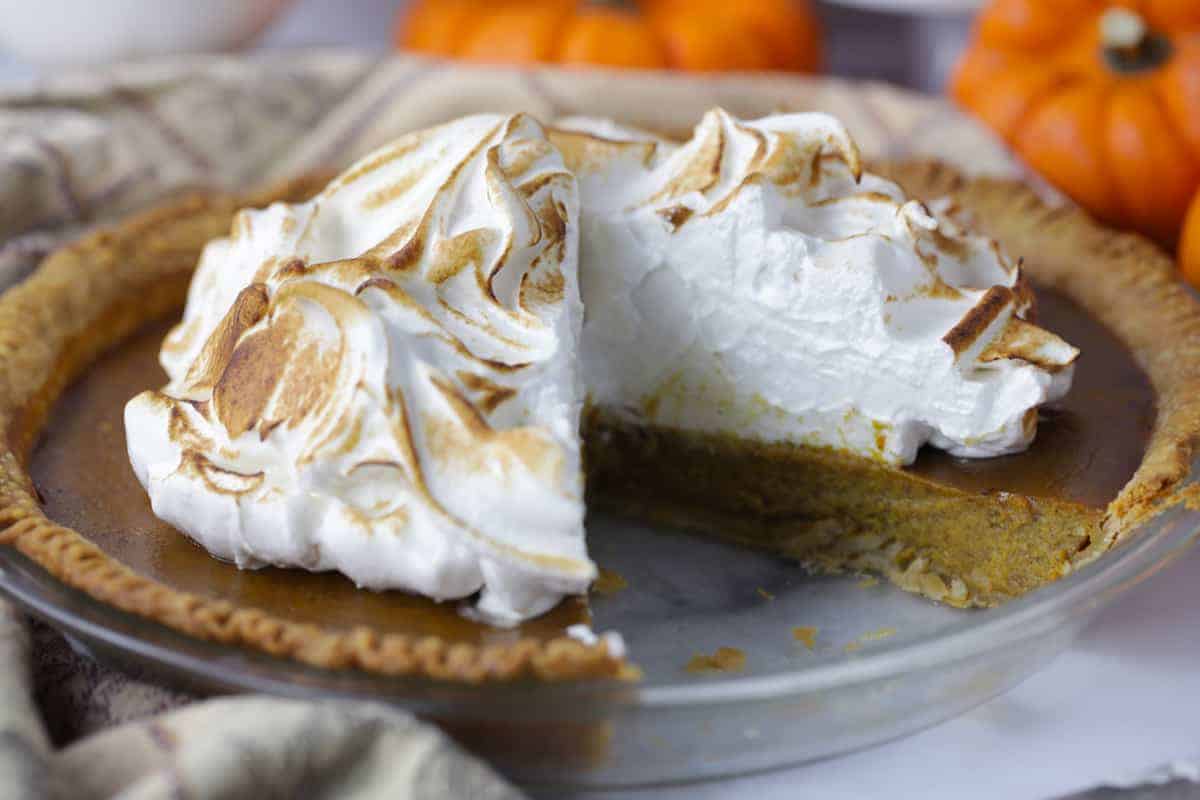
xmin=125 ymin=113 xmax=593 ymax=626
xmin=552 ymin=109 xmax=1077 ymax=465
xmin=126 ymin=108 xmax=1080 ymax=628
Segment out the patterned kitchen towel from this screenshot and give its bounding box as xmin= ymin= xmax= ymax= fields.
xmin=2 ymin=606 xmax=520 ymax=799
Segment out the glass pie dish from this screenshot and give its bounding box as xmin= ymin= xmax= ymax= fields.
xmin=2 ymin=493 xmax=1196 ymax=787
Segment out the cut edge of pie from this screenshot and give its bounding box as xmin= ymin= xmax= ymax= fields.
xmin=0 ymin=161 xmax=1197 ymax=682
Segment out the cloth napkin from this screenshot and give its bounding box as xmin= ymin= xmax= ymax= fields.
xmin=0 ymin=51 xmax=1036 ymax=799
xmin=3 ymin=610 xmax=520 ymax=799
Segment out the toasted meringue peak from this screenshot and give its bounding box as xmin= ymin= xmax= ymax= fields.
xmin=126 ymin=113 xmax=593 ymax=625
xmin=552 ymin=108 xmax=1078 ymax=465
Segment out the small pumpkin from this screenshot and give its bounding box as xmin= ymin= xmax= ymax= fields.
xmin=1180 ymin=190 xmax=1200 ymax=287
xmin=952 ymin=2 xmax=1200 ymax=248
xmin=396 ymin=0 xmax=822 ymax=73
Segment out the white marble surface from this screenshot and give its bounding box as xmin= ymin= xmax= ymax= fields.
xmin=2 ymin=2 xmax=1196 ymax=798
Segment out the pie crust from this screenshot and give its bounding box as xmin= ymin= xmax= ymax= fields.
xmin=1 ymin=163 xmax=1197 ymax=682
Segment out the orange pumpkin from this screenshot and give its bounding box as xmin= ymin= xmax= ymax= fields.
xmin=952 ymin=1 xmax=1200 ymax=248
xmin=397 ymin=0 xmax=822 ymax=73
xmin=1180 ymin=190 xmax=1200 ymax=287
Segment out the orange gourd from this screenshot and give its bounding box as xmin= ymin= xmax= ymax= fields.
xmin=952 ymin=1 xmax=1200 ymax=250
xmin=1180 ymin=190 xmax=1200 ymax=287
xmin=396 ymin=0 xmax=822 ymax=73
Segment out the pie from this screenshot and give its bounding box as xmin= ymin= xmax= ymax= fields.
xmin=1 ymin=112 xmax=1198 ymax=682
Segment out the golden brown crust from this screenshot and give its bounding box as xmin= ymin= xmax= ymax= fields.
xmin=876 ymin=160 xmax=1200 ymax=569
xmin=0 ymin=176 xmax=627 ymax=683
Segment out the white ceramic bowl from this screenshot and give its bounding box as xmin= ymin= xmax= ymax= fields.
xmin=0 ymin=0 xmax=297 ymax=65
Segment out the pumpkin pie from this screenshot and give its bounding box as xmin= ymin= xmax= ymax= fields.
xmin=1 ymin=114 xmax=1199 ymax=682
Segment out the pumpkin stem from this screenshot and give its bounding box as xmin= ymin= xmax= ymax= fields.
xmin=584 ymin=0 xmax=635 ymax=9
xmin=1100 ymin=7 xmax=1171 ymax=74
